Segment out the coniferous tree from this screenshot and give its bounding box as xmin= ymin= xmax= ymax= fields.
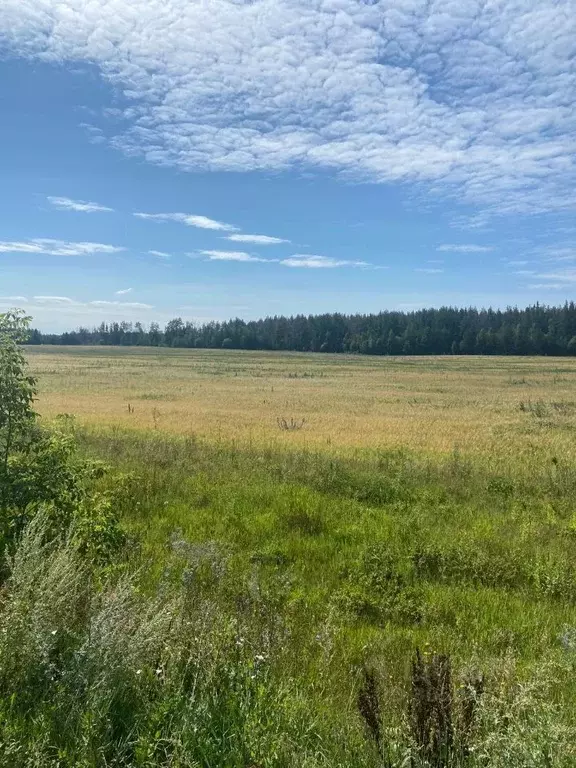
xmin=25 ymin=303 xmax=576 ymax=357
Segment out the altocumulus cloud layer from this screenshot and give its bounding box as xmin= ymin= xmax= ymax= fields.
xmin=1 ymin=0 xmax=574 ymax=214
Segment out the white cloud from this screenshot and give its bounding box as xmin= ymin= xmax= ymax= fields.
xmin=148 ymin=250 xmax=171 ymax=259
xmin=17 ymin=295 xmax=153 ymax=309
xmin=280 ymin=254 xmax=369 ymax=269
xmin=226 ymin=234 xmax=289 ymax=245
xmin=47 ymin=196 xmax=113 ymax=213
xmin=135 ymin=212 xmax=236 ymax=231
xmin=542 ymin=248 xmax=576 ymax=262
xmin=199 ymin=250 xmax=271 ymax=263
xmin=0 ymin=239 xmax=124 ymax=256
xmin=89 ymin=300 xmax=152 ymax=309
xmin=115 ymin=288 xmax=133 ymax=295
xmin=1 ymin=295 xmax=157 ymax=331
xmin=524 ymin=263 xmax=576 ymax=290
xmin=531 ymin=268 xmax=576 ymax=284
xmin=33 ymin=296 xmax=76 ymax=304
xmin=79 ymin=123 xmax=106 ymax=145
xmin=415 ymin=268 xmax=445 ymax=274
xmin=437 ymin=245 xmax=494 ymax=253
xmin=196 ymin=250 xmax=370 ymax=267
xmin=2 ymin=0 xmax=575 ymax=215
xmin=450 ymin=213 xmax=493 ymax=231
xmin=528 ymin=283 xmax=572 ymax=290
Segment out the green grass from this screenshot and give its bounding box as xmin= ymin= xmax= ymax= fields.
xmin=83 ymin=426 xmax=576 ymax=651
xmin=70 ymin=426 xmax=576 ymax=753
xmin=2 ymin=424 xmax=576 ymax=765
xmin=4 ymin=348 xmax=576 ymax=765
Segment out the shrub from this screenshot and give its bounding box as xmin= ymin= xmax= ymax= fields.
xmin=0 ymin=310 xmax=125 ymax=565
xmin=0 ymin=310 xmax=36 ymax=474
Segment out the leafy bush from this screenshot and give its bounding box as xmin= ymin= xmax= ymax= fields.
xmin=0 ymin=310 xmax=126 ymax=564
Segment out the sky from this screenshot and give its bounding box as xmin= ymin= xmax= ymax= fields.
xmin=0 ymin=0 xmax=575 ymax=332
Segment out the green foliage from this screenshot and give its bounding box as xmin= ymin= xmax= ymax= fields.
xmin=3 ymin=430 xmax=82 ymax=512
xmin=29 ymin=302 xmax=576 ymax=356
xmin=0 ymin=314 xmax=126 ymax=565
xmin=0 ymin=310 xmax=36 ymax=472
xmin=336 ymin=545 xmax=425 ymax=626
xmin=72 ymin=492 xmax=127 ymax=566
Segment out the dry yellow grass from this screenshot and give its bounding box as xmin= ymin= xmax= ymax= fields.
xmin=25 ymin=345 xmax=576 ymax=459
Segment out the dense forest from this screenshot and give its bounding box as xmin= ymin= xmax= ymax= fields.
xmin=29 ymin=303 xmax=576 ymax=356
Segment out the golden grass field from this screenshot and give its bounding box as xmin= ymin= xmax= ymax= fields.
xmin=25 ymin=345 xmax=576 ymax=460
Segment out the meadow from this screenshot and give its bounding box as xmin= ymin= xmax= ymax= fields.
xmin=25 ymin=345 xmax=576 ymax=458
xmin=6 ymin=345 xmax=576 ymax=765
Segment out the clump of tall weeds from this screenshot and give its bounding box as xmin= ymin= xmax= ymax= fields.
xmin=355 ymin=650 xmax=576 ymax=768
xmin=0 ymin=515 xmax=370 ymax=767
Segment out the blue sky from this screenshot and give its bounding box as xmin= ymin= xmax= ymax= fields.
xmin=0 ymin=0 xmax=575 ymax=332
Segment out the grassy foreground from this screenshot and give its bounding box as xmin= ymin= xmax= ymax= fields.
xmin=3 ymin=347 xmax=576 ymax=765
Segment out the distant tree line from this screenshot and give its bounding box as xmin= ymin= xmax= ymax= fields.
xmin=27 ymin=303 xmax=576 ymax=356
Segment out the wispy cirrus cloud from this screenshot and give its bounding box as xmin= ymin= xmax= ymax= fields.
xmin=148 ymin=250 xmax=171 ymax=259
xmin=90 ymin=300 xmax=152 ymax=308
xmin=196 ymin=250 xmax=371 ymax=268
xmin=198 ymin=250 xmax=271 ymax=263
xmin=10 ymin=295 xmax=153 ymax=309
xmin=226 ymin=234 xmax=289 ymax=245
xmin=3 ymin=0 xmax=575 ymax=215
xmin=529 ymin=268 xmax=576 ymax=285
xmin=542 ymin=248 xmax=576 ymax=262
xmin=280 ymin=255 xmax=369 ymax=269
xmin=47 ymin=196 xmax=113 ymax=213
xmin=0 ymin=239 xmax=124 ymax=256
xmin=135 ymin=212 xmax=237 ymax=231
xmin=0 ymin=296 xmax=28 ymax=304
xmin=450 ymin=213 xmax=493 ymax=231
xmin=115 ymin=288 xmax=133 ymax=295
xmin=34 ymin=296 xmax=76 ymax=304
xmin=437 ymin=245 xmax=494 ymax=254
xmin=528 ymin=283 xmax=572 ymax=290
xmin=415 ymin=268 xmax=444 ymax=274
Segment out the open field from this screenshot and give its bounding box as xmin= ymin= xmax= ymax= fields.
xmin=26 ymin=345 xmax=576 ymax=459
xmin=8 ymin=345 xmax=576 ymax=765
